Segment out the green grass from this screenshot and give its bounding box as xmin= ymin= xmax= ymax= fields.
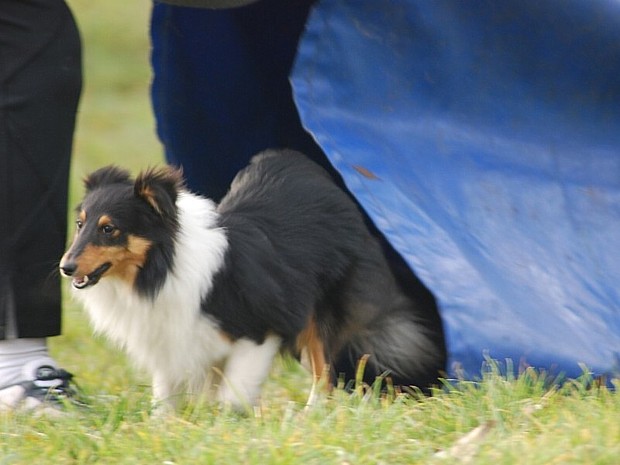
xmin=3 ymin=1 xmax=619 ymax=463
xmin=3 ymin=360 xmax=620 ymax=464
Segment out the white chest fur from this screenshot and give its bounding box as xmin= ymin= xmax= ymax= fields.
xmin=74 ymin=193 xmax=232 ymax=398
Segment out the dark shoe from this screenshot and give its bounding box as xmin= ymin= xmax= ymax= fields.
xmin=0 ymin=362 xmax=86 ymax=414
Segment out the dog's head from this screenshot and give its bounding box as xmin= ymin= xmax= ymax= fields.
xmin=60 ymin=166 xmax=183 ymax=292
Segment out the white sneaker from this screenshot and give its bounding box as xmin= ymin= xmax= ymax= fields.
xmin=0 ymin=360 xmax=84 ymax=414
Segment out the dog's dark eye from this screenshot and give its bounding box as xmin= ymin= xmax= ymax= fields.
xmin=101 ymin=224 xmax=116 ymax=235
xmin=76 ymin=220 xmax=83 ymax=230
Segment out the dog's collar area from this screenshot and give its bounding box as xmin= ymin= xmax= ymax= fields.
xmin=72 ymin=262 xmax=112 ymax=289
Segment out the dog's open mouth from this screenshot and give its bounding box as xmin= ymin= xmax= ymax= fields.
xmin=72 ymin=263 xmax=111 ymax=289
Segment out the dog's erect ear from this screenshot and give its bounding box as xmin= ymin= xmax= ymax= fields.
xmin=134 ymin=166 xmax=184 ymax=218
xmin=84 ymin=166 xmax=132 ymax=192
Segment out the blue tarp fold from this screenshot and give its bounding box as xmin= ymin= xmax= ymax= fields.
xmin=292 ymin=0 xmax=620 ymax=379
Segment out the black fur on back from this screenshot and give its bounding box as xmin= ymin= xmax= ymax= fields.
xmin=203 ymin=149 xmax=446 ymax=388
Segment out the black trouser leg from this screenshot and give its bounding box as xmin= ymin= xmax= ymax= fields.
xmin=0 ymin=0 xmax=82 ymax=339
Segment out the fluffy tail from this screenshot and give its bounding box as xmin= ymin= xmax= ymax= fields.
xmin=333 ymin=302 xmax=446 ymax=390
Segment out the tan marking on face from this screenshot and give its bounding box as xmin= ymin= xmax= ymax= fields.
xmin=69 ymin=235 xmax=153 ymax=285
xmin=97 ymin=215 xmax=121 ymax=238
xmin=66 ymin=211 xmax=86 ymax=246
xmin=97 ymin=215 xmax=112 ymax=227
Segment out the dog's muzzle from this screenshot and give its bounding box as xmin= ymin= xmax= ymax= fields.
xmin=60 ymin=261 xmax=111 ymax=289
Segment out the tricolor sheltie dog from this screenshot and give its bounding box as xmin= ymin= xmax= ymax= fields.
xmin=60 ymin=149 xmax=445 ymax=410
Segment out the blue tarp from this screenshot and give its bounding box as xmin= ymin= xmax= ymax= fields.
xmin=291 ymin=0 xmax=620 ymax=379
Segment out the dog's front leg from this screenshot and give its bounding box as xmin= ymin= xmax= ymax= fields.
xmin=216 ymin=335 xmax=281 ymax=410
xmin=151 ymin=370 xmax=182 ymax=415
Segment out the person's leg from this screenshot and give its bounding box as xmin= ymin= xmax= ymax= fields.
xmin=0 ymin=0 xmax=82 ymax=407
xmin=150 ymin=0 xmax=322 ymax=200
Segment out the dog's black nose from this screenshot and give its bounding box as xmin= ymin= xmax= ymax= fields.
xmin=60 ymin=262 xmax=77 ymax=277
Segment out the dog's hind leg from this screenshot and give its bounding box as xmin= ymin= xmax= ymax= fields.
xmin=302 ymin=343 xmax=328 ymax=409
xmin=216 ymin=334 xmax=281 ymax=410
xmin=297 ymin=316 xmax=329 ymax=409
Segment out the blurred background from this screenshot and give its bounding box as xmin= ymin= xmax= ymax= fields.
xmin=67 ymin=0 xmax=162 ymax=188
